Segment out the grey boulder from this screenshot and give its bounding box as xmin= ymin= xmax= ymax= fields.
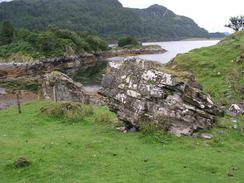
xmin=99 ymin=57 xmax=223 ymax=136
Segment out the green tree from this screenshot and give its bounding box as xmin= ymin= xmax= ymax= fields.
xmin=0 ymin=0 xmax=211 ymax=41
xmin=0 ymin=21 xmax=16 ymax=45
xmin=118 ymin=36 xmax=140 ymax=48
xmin=0 ymin=25 xmax=109 ymax=60
xmin=225 ymin=16 xmax=244 ymax=32
xmin=85 ymin=35 xmax=108 ymax=53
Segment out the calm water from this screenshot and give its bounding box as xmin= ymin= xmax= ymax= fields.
xmin=85 ymin=40 xmax=220 ymax=91
xmin=108 ymin=40 xmax=220 ymax=64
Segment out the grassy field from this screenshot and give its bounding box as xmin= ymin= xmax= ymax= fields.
xmin=1 ymin=31 xmax=244 ymax=183
xmin=166 ymin=31 xmax=244 ymax=106
xmin=0 ymin=101 xmax=244 ymax=183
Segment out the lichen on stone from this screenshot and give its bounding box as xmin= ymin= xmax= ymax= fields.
xmin=99 ymin=57 xmax=223 ymax=136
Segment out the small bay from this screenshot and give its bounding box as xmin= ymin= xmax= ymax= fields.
xmin=108 ymin=40 xmax=220 ymax=64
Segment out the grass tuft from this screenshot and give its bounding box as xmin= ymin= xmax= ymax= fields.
xmin=140 ymin=122 xmax=173 ymax=144
xmin=40 ymin=101 xmax=94 ymax=123
xmin=94 ymin=106 xmax=116 ymax=126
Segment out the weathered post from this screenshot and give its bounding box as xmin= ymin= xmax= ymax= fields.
xmin=16 ymin=90 xmax=22 ymax=114
xmin=53 ymin=85 xmax=57 ymax=102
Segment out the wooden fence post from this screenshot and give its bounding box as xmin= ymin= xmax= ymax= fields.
xmin=53 ymin=85 xmax=57 ymax=102
xmin=16 ymin=91 xmax=22 ymax=114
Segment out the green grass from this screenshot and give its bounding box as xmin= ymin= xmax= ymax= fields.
xmin=0 ymin=101 xmax=244 ymax=183
xmin=166 ymin=31 xmax=244 ymax=106
xmin=40 ymin=102 xmax=95 ymax=124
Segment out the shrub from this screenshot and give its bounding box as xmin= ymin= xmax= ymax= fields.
xmin=85 ymin=35 xmax=108 ymax=52
xmin=118 ymin=36 xmax=140 ymax=48
xmin=40 ymin=102 xmax=94 ymax=123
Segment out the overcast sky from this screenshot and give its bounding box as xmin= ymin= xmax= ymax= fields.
xmin=119 ymin=0 xmax=244 ymax=32
xmin=0 ymin=0 xmax=243 ymax=32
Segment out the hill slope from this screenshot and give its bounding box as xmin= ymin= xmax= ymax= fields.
xmin=0 ymin=0 xmax=209 ymax=41
xmin=166 ymin=31 xmax=244 ymax=106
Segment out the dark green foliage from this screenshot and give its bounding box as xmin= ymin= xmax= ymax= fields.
xmin=0 ymin=21 xmax=15 ymax=45
xmin=0 ymin=0 xmax=210 ymax=41
xmin=118 ymin=36 xmax=140 ymax=48
xmin=85 ymin=35 xmax=108 ymax=53
xmin=0 ymin=24 xmax=108 ymax=61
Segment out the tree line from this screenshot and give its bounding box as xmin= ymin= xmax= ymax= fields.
xmin=0 ymin=21 xmax=108 ymax=62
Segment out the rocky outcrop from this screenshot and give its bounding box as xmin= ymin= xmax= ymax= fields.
xmin=101 ymin=46 xmax=166 ymax=58
xmin=0 ymin=48 xmax=166 ymax=83
xmin=99 ymin=57 xmax=223 ymax=136
xmin=0 ymin=54 xmax=96 ymax=82
xmin=42 ymin=71 xmax=90 ymax=104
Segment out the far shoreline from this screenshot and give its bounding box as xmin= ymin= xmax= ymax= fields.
xmin=142 ymin=38 xmax=222 ymax=44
